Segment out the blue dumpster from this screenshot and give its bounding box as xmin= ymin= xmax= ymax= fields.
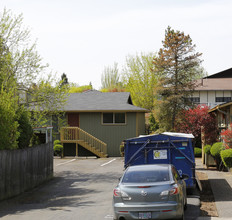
xmin=124 ymin=132 xmax=196 ymax=189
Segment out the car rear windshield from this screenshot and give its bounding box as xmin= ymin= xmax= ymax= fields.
xmin=122 ymin=168 xmax=170 ymax=183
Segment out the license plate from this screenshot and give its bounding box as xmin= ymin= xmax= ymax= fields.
xmin=139 ymin=212 xmax=152 ymax=219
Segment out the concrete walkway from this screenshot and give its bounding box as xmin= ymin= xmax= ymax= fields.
xmin=196 ymin=158 xmax=232 ymax=220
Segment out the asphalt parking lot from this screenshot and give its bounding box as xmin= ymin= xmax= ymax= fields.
xmin=0 ymin=157 xmax=201 ymax=220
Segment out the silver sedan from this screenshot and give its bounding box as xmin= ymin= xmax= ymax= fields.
xmin=113 ymin=164 xmax=188 ymax=220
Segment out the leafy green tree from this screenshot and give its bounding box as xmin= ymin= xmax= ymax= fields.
xmin=148 ymin=113 xmax=159 ymax=132
xmin=153 ymin=26 xmax=203 ymax=130
xmin=0 ymin=9 xmax=68 ymax=149
xmin=0 ymin=88 xmax=19 ymax=149
xmin=0 ymin=36 xmax=15 ymax=90
xmin=69 ymin=84 xmax=93 ymax=93
xmin=101 ymin=62 xmax=123 ymax=90
xmin=122 ymin=52 xmax=158 ymax=110
xmin=16 ymin=106 xmax=33 ymax=149
xmin=28 ymin=75 xmax=68 ymax=128
xmin=0 ymin=9 xmax=47 ymax=91
xmin=61 ymin=73 xmax=68 ymax=87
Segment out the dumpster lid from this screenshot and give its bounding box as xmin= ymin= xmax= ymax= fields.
xmin=137 ymin=132 xmax=194 ymax=139
xmin=162 ymin=132 xmax=194 ymax=139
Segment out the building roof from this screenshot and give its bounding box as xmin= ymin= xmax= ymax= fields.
xmin=64 ymin=90 xmax=148 ymax=112
xmin=204 ymin=67 xmax=232 ymax=79
xmin=195 ymin=78 xmax=232 ymax=91
xmin=208 ymin=101 xmax=232 ymax=113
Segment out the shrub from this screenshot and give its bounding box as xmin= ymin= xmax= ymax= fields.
xmin=221 ymin=124 xmax=232 ymax=149
xmin=194 ymin=147 xmax=202 ymax=157
xmin=203 ymin=145 xmax=212 ymax=154
xmin=210 ymin=142 xmax=224 ymax=170
xmin=119 ymin=144 xmax=124 ymax=157
xmin=175 ymin=105 xmax=218 ymax=147
xmin=210 ymin=142 xmax=224 ymax=158
xmin=54 ymin=140 xmax=61 ymax=145
xmin=54 ymin=144 xmax=63 ymax=156
xmin=221 ymin=149 xmax=232 ymax=168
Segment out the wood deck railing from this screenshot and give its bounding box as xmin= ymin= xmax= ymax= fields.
xmin=60 ymin=127 xmax=107 ymax=156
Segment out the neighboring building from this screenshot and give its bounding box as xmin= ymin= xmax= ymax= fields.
xmin=60 ymin=90 xmax=148 ymax=157
xmin=191 ymin=68 xmax=232 ymax=108
xmin=208 ymin=101 xmax=232 ymax=133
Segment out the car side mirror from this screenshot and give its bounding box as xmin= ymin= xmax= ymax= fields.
xmin=181 ymin=174 xmax=189 ymax=180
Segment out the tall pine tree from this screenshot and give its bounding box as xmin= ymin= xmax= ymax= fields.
xmin=153 ymin=26 xmax=202 ymax=131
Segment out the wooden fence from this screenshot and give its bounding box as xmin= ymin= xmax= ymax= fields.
xmin=0 ymin=143 xmax=53 ymax=201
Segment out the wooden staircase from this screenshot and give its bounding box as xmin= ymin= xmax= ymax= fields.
xmin=60 ymin=127 xmax=108 ymax=158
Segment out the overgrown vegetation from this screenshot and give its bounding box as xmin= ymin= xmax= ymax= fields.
xmin=0 ymin=89 xmax=19 ymax=149
xmin=0 ymin=8 xmax=68 ymax=150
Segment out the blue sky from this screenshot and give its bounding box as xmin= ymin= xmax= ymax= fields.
xmin=1 ymin=0 xmax=232 ymax=89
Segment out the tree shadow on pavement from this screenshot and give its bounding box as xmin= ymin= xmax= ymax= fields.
xmin=0 ymin=171 xmax=119 ymax=218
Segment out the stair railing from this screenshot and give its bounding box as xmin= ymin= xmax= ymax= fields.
xmin=60 ymin=127 xmax=107 ymax=155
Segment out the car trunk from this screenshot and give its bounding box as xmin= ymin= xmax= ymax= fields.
xmin=120 ymin=183 xmax=172 ymax=204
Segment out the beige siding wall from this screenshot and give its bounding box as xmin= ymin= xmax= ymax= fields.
xmin=200 ymin=91 xmax=208 ymax=103
xmin=207 ymin=91 xmax=215 ymax=104
xmin=136 ymin=113 xmax=146 ymax=136
xmin=224 ymin=91 xmax=232 ymax=97
xmin=216 ymin=91 xmax=223 ymax=97
xmin=79 ymin=112 xmax=145 ymax=156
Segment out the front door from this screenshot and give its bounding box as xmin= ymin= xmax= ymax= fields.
xmin=68 ymin=113 xmax=79 ymax=127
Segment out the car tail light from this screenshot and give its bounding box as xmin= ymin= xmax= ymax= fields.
xmin=161 ymin=210 xmax=173 ymax=212
xmin=113 ymin=188 xmax=131 ymax=200
xmin=113 ymin=188 xmax=121 ymax=197
xmin=169 ymin=186 xmax=179 ymax=195
xmin=160 ymin=185 xmax=179 ymax=196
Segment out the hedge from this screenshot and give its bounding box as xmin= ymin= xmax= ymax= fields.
xmin=210 ymin=142 xmax=224 ymax=158
xmin=119 ymin=145 xmax=124 ymax=157
xmin=54 ymin=144 xmax=63 ymax=156
xmin=203 ymin=145 xmax=212 ymax=154
xmin=221 ymin=149 xmax=232 ymax=168
xmin=194 ymin=147 xmax=202 ymax=157
xmin=54 ymin=140 xmax=61 ymax=145
xmin=53 ymin=140 xmax=63 ymax=157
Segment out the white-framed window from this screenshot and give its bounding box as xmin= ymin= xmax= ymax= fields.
xmin=102 ymin=113 xmax=126 ymax=124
